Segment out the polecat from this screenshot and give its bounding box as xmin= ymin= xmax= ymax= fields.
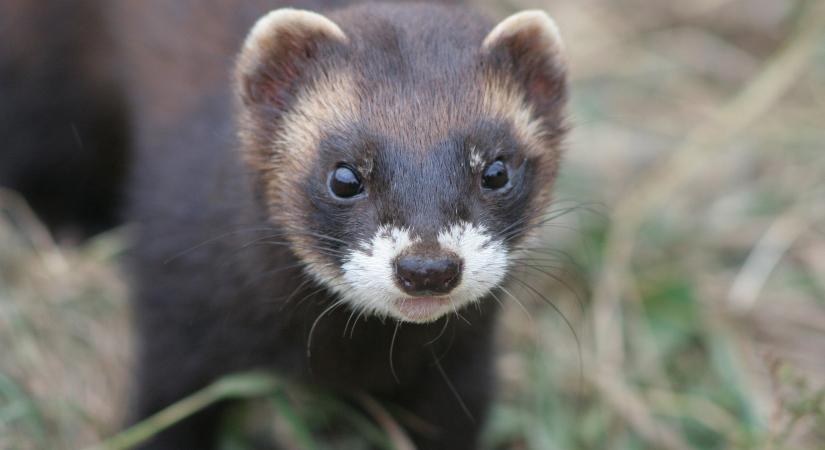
xmin=122 ymin=3 xmax=568 ymax=449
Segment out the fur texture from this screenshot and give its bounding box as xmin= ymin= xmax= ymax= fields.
xmin=120 ymin=3 xmax=567 ymax=449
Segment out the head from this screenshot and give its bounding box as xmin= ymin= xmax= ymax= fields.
xmin=235 ymin=4 xmax=568 ymax=323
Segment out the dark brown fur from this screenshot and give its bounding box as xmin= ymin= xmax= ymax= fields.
xmin=115 ymin=2 xmax=565 ymax=449
xmin=0 ymin=0 xmax=129 ymax=237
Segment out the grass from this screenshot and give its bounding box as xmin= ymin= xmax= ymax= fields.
xmin=1 ymin=0 xmax=825 ymax=448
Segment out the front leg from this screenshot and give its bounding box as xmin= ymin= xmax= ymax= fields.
xmin=127 ymin=324 xmax=229 ymax=450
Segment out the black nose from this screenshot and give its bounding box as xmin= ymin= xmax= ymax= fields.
xmin=395 ymin=254 xmax=462 ymax=296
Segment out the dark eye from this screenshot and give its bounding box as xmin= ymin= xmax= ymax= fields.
xmin=329 ymin=165 xmax=364 ymax=199
xmin=481 ymin=160 xmax=509 ymax=190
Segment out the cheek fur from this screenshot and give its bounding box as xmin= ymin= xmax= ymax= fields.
xmin=339 ymin=225 xmax=416 ymax=315
xmin=437 ymin=223 xmax=509 ymax=301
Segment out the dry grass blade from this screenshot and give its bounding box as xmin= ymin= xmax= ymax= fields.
xmin=590 ymin=371 xmax=694 ymax=450
xmin=728 ymin=185 xmax=825 ymax=312
xmin=356 ymin=392 xmax=417 ymax=450
xmin=592 ymin=0 xmax=825 ymax=365
xmin=83 ymin=373 xmax=280 ymax=450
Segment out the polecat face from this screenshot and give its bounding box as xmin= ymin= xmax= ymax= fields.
xmin=235 ymin=5 xmax=567 ymax=323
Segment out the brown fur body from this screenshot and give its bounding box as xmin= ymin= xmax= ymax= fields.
xmin=119 ymin=4 xmax=504 ymax=448
xmin=16 ymin=2 xmax=568 ymax=449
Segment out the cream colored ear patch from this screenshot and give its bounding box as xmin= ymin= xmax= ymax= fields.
xmin=242 ymin=8 xmax=347 ymax=57
xmin=237 ymin=8 xmax=348 ymax=85
xmin=482 ymin=10 xmax=565 ymax=55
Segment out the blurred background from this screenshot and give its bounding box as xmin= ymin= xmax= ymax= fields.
xmin=1 ymin=0 xmax=824 ymax=448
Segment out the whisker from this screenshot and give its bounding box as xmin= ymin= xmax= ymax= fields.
xmin=430 ymin=347 xmax=474 ymax=423
xmin=448 ymin=295 xmax=471 ymax=326
xmin=425 ymin=316 xmax=451 ymax=346
xmin=511 ymin=249 xmax=590 ymax=280
xmin=509 ymin=275 xmax=583 ymax=386
xmin=389 ymin=322 xmax=401 ymax=384
xmin=509 ymin=263 xmax=586 ymax=315
xmin=430 ymin=322 xmax=458 ymax=366
xmin=509 ymin=258 xmax=566 ymax=268
xmin=290 ymin=229 xmax=354 ymax=248
xmin=488 ymin=289 xmax=507 ymax=311
xmin=501 ymin=201 xmax=606 ymax=244
xmin=280 ymin=279 xmax=349 ymax=312
xmin=274 ymin=276 xmax=316 ymax=310
xmin=349 ymin=310 xmax=368 ymax=338
xmin=502 ymin=207 xmax=582 ymax=243
xmin=306 ymin=299 xmax=348 ymax=361
xmin=163 ymin=226 xmax=279 ymax=264
xmin=498 ymin=285 xmax=532 ymax=323
xmin=343 ymin=308 xmax=358 ymax=338
xmin=255 ymin=240 xmax=349 ymax=258
xmin=165 ymin=224 xmax=358 ymax=266
xmin=239 ymin=260 xmax=310 ymax=291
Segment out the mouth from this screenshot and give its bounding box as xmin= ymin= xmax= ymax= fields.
xmin=395 ymin=296 xmax=451 ymax=322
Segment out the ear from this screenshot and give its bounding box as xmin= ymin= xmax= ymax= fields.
xmin=235 ymin=8 xmax=348 ymax=108
xmin=482 ymin=10 xmax=567 ymax=113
